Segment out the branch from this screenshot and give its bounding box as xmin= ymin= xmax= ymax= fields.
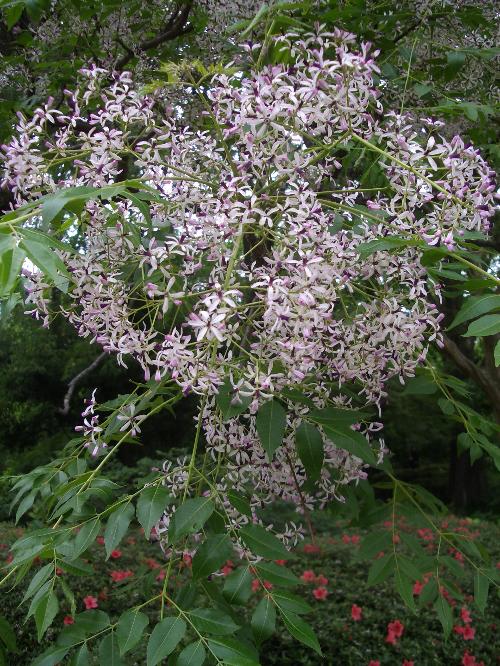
xmin=115 ymin=2 xmax=193 ymax=70
xmin=59 ymin=352 xmax=107 ymax=415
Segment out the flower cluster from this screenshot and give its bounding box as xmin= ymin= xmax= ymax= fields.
xmin=1 ymin=26 xmax=495 ymax=557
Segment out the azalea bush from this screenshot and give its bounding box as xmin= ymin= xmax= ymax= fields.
xmin=0 ymin=1 xmax=499 ymax=665
xmin=1 ymin=513 xmax=499 ymax=665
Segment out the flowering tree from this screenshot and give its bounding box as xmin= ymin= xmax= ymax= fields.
xmin=0 ymin=1 xmax=499 ymax=663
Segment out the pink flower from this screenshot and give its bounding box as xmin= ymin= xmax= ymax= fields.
xmin=413 ymin=580 xmax=424 ymax=595
xmin=316 ymin=574 xmax=328 ymax=586
xmin=303 ymin=544 xmax=320 ymax=554
xmin=312 ymin=587 xmax=328 ymax=600
xmin=461 ymin=607 xmax=472 ymax=624
xmin=251 ymin=579 xmax=260 ymax=592
xmin=96 ymin=536 xmax=105 ymax=545
xmin=342 ymin=534 xmax=351 ymax=544
xmin=351 ymin=604 xmax=362 ymax=621
xmin=351 ymin=535 xmax=360 ymax=545
xmin=301 ymin=570 xmax=316 ymax=583
xmin=83 ymin=595 xmax=98 ymax=610
xmin=110 ymin=549 xmax=122 ymax=559
xmin=63 ymin=615 xmax=74 ymax=625
xmin=263 ymin=580 xmax=273 ymax=590
xmin=221 ymin=564 xmax=233 ymax=576
xmin=145 ymin=558 xmax=160 ymax=569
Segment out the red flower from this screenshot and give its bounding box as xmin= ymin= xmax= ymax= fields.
xmin=463 ymin=626 xmax=475 ymax=641
xmin=369 ymin=661 xmax=381 ymax=666
xmin=413 ymin=580 xmax=424 ymax=595
xmin=274 ymin=559 xmax=287 ymax=566
xmin=182 ymin=553 xmax=192 ymax=567
xmin=316 ymin=574 xmax=328 ymax=586
xmin=351 ymin=604 xmax=362 ymax=621
xmin=156 ymin=570 xmax=166 ymax=582
xmin=110 ymin=569 xmax=133 ymax=582
xmin=312 ymin=587 xmax=328 ymax=600
xmin=461 ymin=607 xmax=472 ymax=624
xmin=83 ymin=595 xmax=98 ymax=610
xmin=402 ymin=661 xmax=414 ymax=666
xmin=110 ymin=549 xmax=122 ymax=559
xmin=63 ymin=615 xmax=74 ymax=626
xmin=342 ymin=534 xmax=351 ymax=544
xmin=389 ymin=620 xmax=404 ymax=638
xmin=351 ymin=535 xmax=360 ymax=545
xmin=462 ymin=651 xmax=484 ymax=666
xmin=251 ymin=579 xmax=260 ymax=592
xmin=303 ymin=543 xmax=320 ymax=554
xmin=301 ymin=570 xmax=316 ymax=583
xmin=55 ymin=567 xmax=63 ymax=576
xmin=96 ymin=536 xmax=105 ymax=545
xmin=220 ymin=564 xmax=233 ymax=576
xmin=386 ymin=631 xmax=398 ymax=645
xmin=145 ymin=558 xmax=161 ymax=569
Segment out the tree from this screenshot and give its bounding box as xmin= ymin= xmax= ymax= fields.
xmin=0 ymin=1 xmax=498 ymax=662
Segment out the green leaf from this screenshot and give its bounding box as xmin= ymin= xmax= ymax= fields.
xmin=136 ymin=485 xmax=170 ymax=537
xmin=0 ymin=615 xmax=17 ymax=653
xmin=147 ymin=617 xmax=186 ymax=666
xmin=320 ymin=422 xmax=376 ymax=465
xmin=32 ymin=646 xmax=70 ymax=666
xmin=70 ymin=644 xmax=90 ymax=666
xmin=223 ymin=566 xmax=252 ymax=605
xmin=272 ymin=590 xmax=312 ymax=615
xmin=357 ymin=531 xmax=392 ymax=560
xmin=255 ymin=562 xmax=299 ymax=588
xmin=280 ymin=610 xmax=322 ymax=655
xmin=367 ymin=554 xmax=395 ymax=585
xmin=357 ymin=236 xmax=415 ymax=258
xmin=394 ymin=570 xmax=416 ymax=612
xmin=216 ymin=380 xmax=251 ymax=420
xmin=177 ymin=641 xmax=206 ymax=666
xmin=239 ymin=525 xmax=289 ymax=560
xmin=205 ymin=637 xmax=260 ymax=666
xmin=71 ymin=610 xmax=110 ymax=635
xmin=98 ymin=634 xmax=124 ymax=666
xmin=15 ymin=491 xmax=36 ymax=524
xmin=72 ymin=518 xmax=101 ymax=559
xmin=434 ymin=596 xmax=453 ymax=638
xmin=34 ymin=590 xmax=59 ymax=641
xmin=20 ymin=238 xmax=69 ymax=290
xmin=402 ymin=375 xmax=438 ymax=395
xmin=473 ymin=571 xmax=489 ymax=614
xmin=192 ymin=534 xmax=233 ymax=581
xmin=189 ymin=609 xmax=240 ymax=635
xmin=104 ymin=503 xmax=134 ymax=559
xmin=4 ymin=4 xmax=23 ymax=30
xmin=256 ymin=399 xmax=287 ymax=460
xmin=22 ymin=564 xmax=53 ymax=604
xmin=295 ymin=422 xmax=324 ymax=481
xmin=449 ymin=295 xmax=500 ymax=330
xmin=116 ymin=610 xmax=149 ymax=655
xmin=168 ymin=497 xmax=214 ymax=545
xmin=463 ymin=314 xmax=500 ymax=337
xmin=252 ymin=596 xmax=276 ymax=644
xmin=226 ymin=490 xmax=252 ymax=517
xmin=494 ymin=341 xmax=500 ymax=367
